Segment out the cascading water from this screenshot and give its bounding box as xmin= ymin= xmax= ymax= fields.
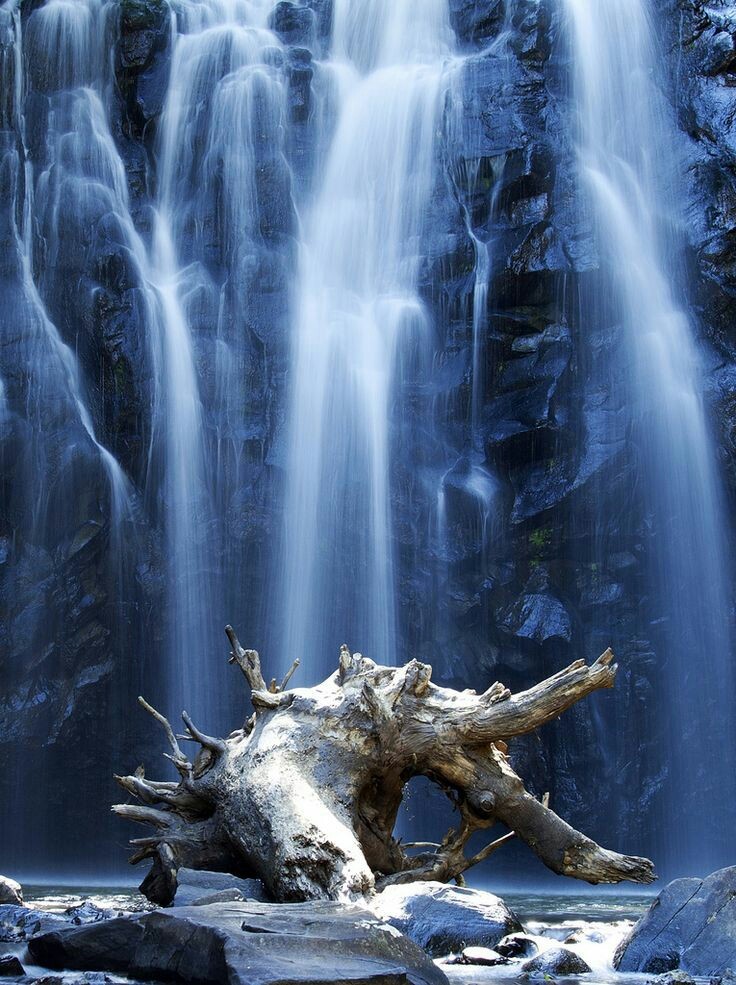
xmin=0 ymin=0 xmax=294 ymax=868
xmin=8 ymin=0 xmax=131 ymax=523
xmin=137 ymin=0 xmax=292 ymax=723
xmin=279 ymin=0 xmax=453 ymax=676
xmin=563 ymin=0 xmax=736 ymax=873
xmin=0 ymin=0 xmax=136 ymax=870
xmin=2 ymin=0 xmax=735 ymax=883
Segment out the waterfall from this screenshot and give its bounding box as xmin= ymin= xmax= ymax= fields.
xmin=0 ymin=0 xmax=298 ymax=869
xmin=137 ymin=0 xmax=291 ymax=722
xmin=5 ymin=0 xmax=131 ymax=523
xmin=563 ymin=0 xmax=736 ymax=873
xmin=1 ymin=0 xmax=734 ymax=881
xmin=278 ymin=0 xmax=453 ymax=676
xmin=0 ymin=0 xmax=137 ymax=870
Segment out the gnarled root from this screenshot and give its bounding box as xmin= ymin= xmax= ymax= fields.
xmin=113 ymin=636 xmax=655 ymax=904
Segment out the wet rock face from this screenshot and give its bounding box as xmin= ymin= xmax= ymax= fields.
xmin=448 ymin=0 xmax=505 ymax=45
xmin=270 ymin=1 xmax=317 ymax=47
xmin=408 ymin=0 xmax=654 ymax=858
xmin=116 ymin=0 xmax=171 ymax=142
xmin=662 ymin=0 xmax=736 ymax=488
xmin=615 ymin=867 xmax=736 ymax=976
xmin=1 ymin=0 xmax=736 ymax=876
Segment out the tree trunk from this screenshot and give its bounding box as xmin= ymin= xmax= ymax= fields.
xmin=113 ymin=632 xmax=655 ymax=905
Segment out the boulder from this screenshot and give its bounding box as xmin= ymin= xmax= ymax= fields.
xmin=522 ymin=947 xmax=592 ymax=976
xmin=0 ymin=955 xmax=24 ymax=977
xmin=28 ymin=900 xmax=448 ymax=985
xmin=497 ymin=933 xmax=539 ymax=958
xmin=454 ymin=946 xmax=507 ymax=966
xmin=0 ymin=880 xmax=21 ymax=907
xmin=372 ymin=882 xmax=522 ymax=957
xmin=650 ymin=973 xmax=695 ymax=985
xmin=0 ymin=908 xmax=27 ymax=943
xmin=615 ymin=867 xmax=736 ymax=976
xmin=172 ymin=868 xmax=270 ymax=907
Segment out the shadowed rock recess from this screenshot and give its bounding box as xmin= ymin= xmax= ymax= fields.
xmin=0 ymin=0 xmax=735 ymax=878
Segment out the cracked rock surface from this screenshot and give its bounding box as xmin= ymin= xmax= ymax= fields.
xmin=615 ymin=865 xmax=736 ymax=975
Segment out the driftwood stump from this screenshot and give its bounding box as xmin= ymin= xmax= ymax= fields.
xmin=113 ymin=630 xmax=655 ymax=905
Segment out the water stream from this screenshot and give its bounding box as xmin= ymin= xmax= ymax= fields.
xmin=562 ymin=0 xmax=736 ymax=872
xmin=278 ymin=0 xmax=453 ymax=676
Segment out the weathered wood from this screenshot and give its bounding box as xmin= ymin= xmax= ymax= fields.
xmin=113 ymin=634 xmax=655 ymax=905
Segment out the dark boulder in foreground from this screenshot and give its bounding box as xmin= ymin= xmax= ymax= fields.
xmin=29 ymin=900 xmax=448 ymax=985
xmin=615 ymin=866 xmax=736 ymax=975
xmin=522 ymin=947 xmax=592 ymax=976
xmin=0 ymin=955 xmax=24 ymax=977
xmin=372 ymin=882 xmax=522 ymax=957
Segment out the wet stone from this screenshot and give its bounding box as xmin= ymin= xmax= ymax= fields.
xmin=28 ymin=900 xmax=448 ymax=985
xmin=172 ymin=868 xmax=270 ymax=907
xmin=615 ymin=868 xmax=736 ymax=976
xmin=650 ymin=972 xmax=696 ymax=985
xmin=65 ymin=902 xmax=113 ymax=926
xmin=454 ymin=946 xmax=507 ymax=966
xmin=497 ymin=933 xmax=539 ymax=958
xmin=710 ymin=971 xmax=736 ymax=985
xmin=522 ymin=947 xmax=592 ymax=976
xmin=0 ymin=955 xmax=24 ymax=977
xmin=0 ymin=880 xmax=21 ymax=907
xmin=372 ymin=882 xmax=522 ymax=957
xmin=0 ymin=905 xmax=67 ymax=943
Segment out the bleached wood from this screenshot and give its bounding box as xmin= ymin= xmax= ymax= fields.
xmin=114 ymin=634 xmax=655 ymax=905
